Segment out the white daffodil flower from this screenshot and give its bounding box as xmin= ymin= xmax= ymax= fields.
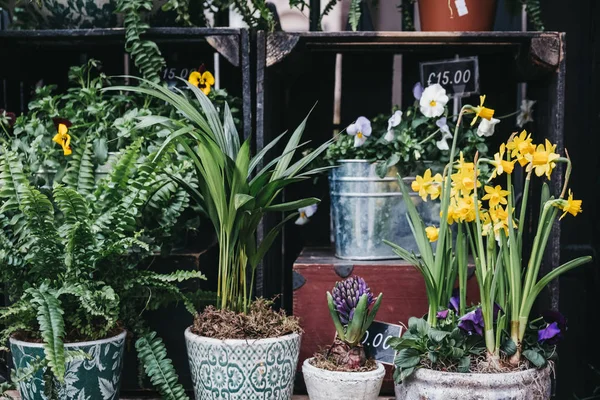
xmin=517 ymin=99 xmax=536 ymax=128
xmin=435 ymin=117 xmax=453 ymax=150
xmin=419 ymin=84 xmax=449 ymax=118
xmin=477 ymin=117 xmax=500 ymax=137
xmin=295 ymin=204 xmax=318 ymax=226
xmin=384 ymin=110 xmax=402 ymax=142
xmin=347 ymin=116 xmax=372 ymax=148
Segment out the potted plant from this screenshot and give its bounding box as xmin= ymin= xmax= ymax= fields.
xmin=384 ymin=96 xmax=592 ymax=399
xmin=302 ymin=276 xmax=384 ymax=400
xmin=0 ymin=138 xmax=204 ymax=399
xmin=399 ymin=0 xmax=544 ymax=32
xmin=325 ymin=83 xmax=488 ymax=260
xmin=113 ymin=77 xmax=330 ymax=399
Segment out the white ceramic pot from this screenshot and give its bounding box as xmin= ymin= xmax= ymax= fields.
xmin=395 ymin=366 xmax=551 ymax=400
xmin=302 ymin=357 xmax=385 ymax=400
xmin=184 ymin=327 xmax=301 ymax=400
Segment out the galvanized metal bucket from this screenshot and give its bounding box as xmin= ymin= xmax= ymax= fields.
xmin=329 ymin=160 xmax=440 ymax=260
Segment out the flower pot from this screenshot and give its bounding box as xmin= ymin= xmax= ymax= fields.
xmin=184 ymin=327 xmax=301 ymax=399
xmin=302 ymin=358 xmax=385 ymax=400
xmin=329 ymin=160 xmax=440 ymax=260
xmin=418 ymin=0 xmax=497 ymax=31
xmin=394 ymin=366 xmax=551 ymax=400
xmin=9 ymin=330 xmax=127 ymax=400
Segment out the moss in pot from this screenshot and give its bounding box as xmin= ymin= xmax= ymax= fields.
xmin=302 ymin=276 xmax=385 ymax=400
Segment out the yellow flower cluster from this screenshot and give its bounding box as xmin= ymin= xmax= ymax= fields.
xmin=411 ymin=130 xmax=582 ymax=242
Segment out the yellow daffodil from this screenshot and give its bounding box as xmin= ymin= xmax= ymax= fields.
xmin=451 ymin=168 xmax=480 ymax=196
xmin=470 ymin=95 xmax=495 ymax=126
xmin=482 ymin=185 xmax=510 ymax=208
xmin=525 ymin=139 xmax=560 ymax=180
xmin=425 ymin=226 xmax=439 ymax=242
xmin=480 ymin=211 xmax=493 ymax=237
xmin=456 ymin=152 xmax=475 ymax=172
xmin=52 ymin=118 xmax=72 ymax=156
xmin=489 ymin=143 xmax=516 ymax=180
xmin=506 ymin=130 xmax=536 ymax=167
xmin=557 ymin=190 xmax=582 ymax=220
xmin=490 ymin=205 xmax=510 ymax=237
xmin=411 ymin=169 xmax=443 ymax=201
xmin=188 ymin=66 xmax=215 ymax=95
xmin=454 ymin=195 xmax=479 ymax=223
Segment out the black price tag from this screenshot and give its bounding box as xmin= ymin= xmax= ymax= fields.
xmin=420 ymin=56 xmax=479 ymax=97
xmin=361 ymin=321 xmax=403 ymax=365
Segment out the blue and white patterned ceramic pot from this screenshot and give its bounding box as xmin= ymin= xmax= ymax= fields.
xmin=185 ymin=327 xmax=301 ymax=400
xmin=10 ymin=330 xmax=126 ymax=400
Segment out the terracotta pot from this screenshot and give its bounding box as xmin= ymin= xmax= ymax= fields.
xmin=418 ymin=0 xmax=497 ymax=31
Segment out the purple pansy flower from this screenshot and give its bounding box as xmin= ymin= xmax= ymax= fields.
xmin=331 ymin=276 xmax=374 ymax=325
xmin=449 ymin=290 xmax=460 ymax=312
xmin=493 ymin=303 xmax=503 ymax=321
xmin=538 ymin=310 xmax=567 ymax=345
xmin=436 ymin=309 xmax=449 ymax=319
xmin=458 ymin=308 xmax=484 ymax=336
xmin=413 ymin=82 xmax=424 ymax=100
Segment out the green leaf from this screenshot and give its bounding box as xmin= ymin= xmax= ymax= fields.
xmin=327 ymin=292 xmax=346 ymax=341
xmin=458 ymin=356 xmax=471 ymax=372
xmin=395 ymin=348 xmax=420 ymax=369
xmin=501 ymin=337 xmax=517 ymax=356
xmin=428 ymin=329 xmax=450 ymax=343
xmin=262 ymin=198 xmax=320 ymax=213
xmin=523 ymin=349 xmax=547 ymax=368
xmin=234 ymin=194 xmax=254 ymax=210
xmin=399 ymin=367 xmax=416 ymax=381
xmin=136 ymin=332 xmax=189 ymax=400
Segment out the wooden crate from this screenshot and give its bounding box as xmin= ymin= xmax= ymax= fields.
xmin=292 ymin=247 xmax=479 ymax=394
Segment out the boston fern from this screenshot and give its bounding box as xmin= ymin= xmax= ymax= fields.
xmin=0 ymin=138 xmax=204 ymax=399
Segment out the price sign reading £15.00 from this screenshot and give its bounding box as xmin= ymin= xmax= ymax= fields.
xmin=420 ymin=56 xmax=479 ymax=97
xmin=361 ymin=321 xmax=403 ymax=365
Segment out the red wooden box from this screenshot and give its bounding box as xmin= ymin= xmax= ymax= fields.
xmin=292 ymin=247 xmax=479 ymax=393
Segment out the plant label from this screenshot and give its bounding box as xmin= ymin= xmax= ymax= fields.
xmin=361 ymin=321 xmax=403 ymax=365
xmin=420 ymin=56 xmax=479 ymax=97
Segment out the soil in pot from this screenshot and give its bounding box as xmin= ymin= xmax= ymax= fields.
xmin=418 ymin=0 xmax=497 ymax=31
xmin=10 ymin=329 xmax=127 ymax=400
xmin=186 ymin=299 xmax=303 ymax=400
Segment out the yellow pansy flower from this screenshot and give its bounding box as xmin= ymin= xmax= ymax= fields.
xmin=506 ymin=130 xmax=536 ymax=167
xmin=411 ymin=169 xmax=443 ymax=201
xmin=52 ymin=118 xmax=72 ymax=156
xmin=425 ymin=226 xmax=439 ymax=242
xmin=482 ymin=185 xmax=510 ymax=208
xmin=470 ymin=95 xmax=495 ymax=126
xmin=188 ymin=66 xmax=215 ymax=95
xmin=489 ymin=143 xmax=516 ymax=180
xmin=525 ymin=139 xmax=560 ymax=180
xmin=557 ymin=190 xmax=582 ymax=220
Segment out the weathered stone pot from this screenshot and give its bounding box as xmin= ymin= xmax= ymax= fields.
xmin=9 ymin=330 xmax=126 ymax=400
xmin=184 ymin=327 xmax=301 ymax=400
xmin=302 ymin=358 xmax=385 ymax=400
xmin=395 ymin=366 xmax=551 ymax=400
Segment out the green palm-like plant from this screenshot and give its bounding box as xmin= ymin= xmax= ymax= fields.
xmin=107 ymin=78 xmax=332 ymax=313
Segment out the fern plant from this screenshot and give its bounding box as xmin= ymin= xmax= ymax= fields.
xmin=0 ymin=138 xmax=204 ymax=399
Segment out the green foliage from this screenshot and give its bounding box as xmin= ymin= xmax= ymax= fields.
xmin=0 ymin=142 xmax=206 ymax=392
xmin=136 ymin=332 xmax=189 ymax=400
xmin=108 ymin=77 xmax=330 ymax=313
xmin=3 ymin=0 xmax=117 ymax=29
xmin=325 ymin=98 xmax=488 ymax=179
xmin=388 ymin=316 xmax=484 ymax=382
xmin=116 ymin=0 xmax=166 ymax=83
xmin=348 ymin=0 xmax=361 ymax=31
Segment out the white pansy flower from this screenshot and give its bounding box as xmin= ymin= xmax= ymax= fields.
xmin=517 ymin=99 xmax=536 ymax=128
xmin=477 ymin=117 xmax=500 ymax=137
xmin=435 ymin=117 xmax=453 ymax=150
xmin=384 ymin=110 xmax=402 ymax=142
xmin=295 ymin=204 xmax=318 ymax=226
xmin=419 ymin=84 xmax=449 ymax=118
xmin=347 ymin=116 xmax=372 ymax=148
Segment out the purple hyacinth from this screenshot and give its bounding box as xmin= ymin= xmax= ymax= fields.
xmin=332 ymin=276 xmax=374 ymax=325
xmin=458 ymin=308 xmax=484 ymax=336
